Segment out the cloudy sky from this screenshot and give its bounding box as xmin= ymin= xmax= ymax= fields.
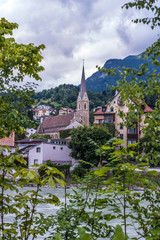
xmin=1 ymin=0 xmax=159 ymax=91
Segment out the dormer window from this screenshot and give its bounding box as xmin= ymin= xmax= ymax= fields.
xmin=102 ymin=107 xmax=106 ymax=112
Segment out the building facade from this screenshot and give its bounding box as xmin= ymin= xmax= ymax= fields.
xmin=28 ymin=140 xmax=76 ymax=168
xmin=0 ymin=132 xmax=15 ymax=147
xmin=94 ymin=92 xmax=153 ymax=146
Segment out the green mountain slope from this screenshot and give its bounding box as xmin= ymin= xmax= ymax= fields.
xmin=32 ymin=84 xmax=114 ymax=111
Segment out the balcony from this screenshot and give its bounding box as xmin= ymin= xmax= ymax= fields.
xmin=127 ymin=133 xmax=138 ymax=139
xmin=117 ymin=97 xmax=124 ymax=106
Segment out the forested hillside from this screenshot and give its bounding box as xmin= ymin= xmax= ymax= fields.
xmin=32 ymin=84 xmax=115 ymax=111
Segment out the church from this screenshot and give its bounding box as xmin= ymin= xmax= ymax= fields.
xmin=36 ymin=64 xmax=89 ymax=138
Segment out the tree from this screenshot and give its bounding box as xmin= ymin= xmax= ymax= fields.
xmin=94 ymin=0 xmax=160 ymax=238
xmin=98 ymin=0 xmax=160 ymax=166
xmin=0 ymin=18 xmax=45 ymax=138
xmin=68 ymin=125 xmax=116 ymax=164
xmin=29 ymin=133 xmax=50 ymax=139
xmin=0 ymin=18 xmax=65 ymax=239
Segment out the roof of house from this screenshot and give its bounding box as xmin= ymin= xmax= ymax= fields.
xmin=94 ymin=104 xmax=108 ymax=115
xmin=94 ymin=97 xmax=153 ymax=115
xmin=143 ymin=104 xmax=153 ymax=113
xmin=65 ymin=136 xmax=72 ymax=139
xmin=15 ymin=139 xmax=48 ymax=145
xmin=37 ymin=113 xmax=75 ymax=134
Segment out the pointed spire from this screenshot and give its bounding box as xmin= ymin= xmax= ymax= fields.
xmin=80 ymin=60 xmax=86 ymax=98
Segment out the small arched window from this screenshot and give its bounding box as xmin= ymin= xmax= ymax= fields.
xmin=79 ymin=104 xmax=80 ymax=109
xmin=84 ymin=103 xmax=87 ymax=110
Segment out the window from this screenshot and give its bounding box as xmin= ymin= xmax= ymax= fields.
xmin=53 ymin=146 xmax=56 ymax=150
xmin=127 ymin=127 xmax=136 ymax=134
xmin=110 ymin=107 xmax=114 ymax=112
xmin=104 ymin=115 xmax=113 ymax=123
xmin=2 ymin=141 xmax=5 ymax=145
xmin=84 ymin=103 xmax=87 ymax=109
xmin=8 ymin=141 xmax=10 ymax=146
xmin=127 ymin=140 xmax=137 ymax=145
xmin=34 ymin=159 xmax=38 ymax=164
xmin=99 ymin=119 xmax=103 ymax=124
xmin=120 ymin=134 xmax=123 ymax=140
xmin=36 ymin=147 xmax=41 ymax=152
xmin=102 ymin=107 xmax=106 ymax=112
xmin=120 ymin=123 xmax=123 ymax=129
xmin=60 ymin=147 xmax=63 ymax=150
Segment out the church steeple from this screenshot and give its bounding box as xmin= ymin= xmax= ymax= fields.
xmin=80 ymin=61 xmax=86 ymax=98
xmin=75 ymin=61 xmax=89 ymax=126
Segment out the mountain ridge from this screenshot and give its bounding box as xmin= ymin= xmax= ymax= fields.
xmin=85 ymin=53 xmax=158 ymax=92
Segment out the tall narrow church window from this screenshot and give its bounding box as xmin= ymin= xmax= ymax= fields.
xmin=79 ymin=104 xmax=80 ymax=109
xmin=84 ymin=103 xmax=86 ymax=110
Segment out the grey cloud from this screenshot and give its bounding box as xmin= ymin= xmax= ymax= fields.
xmin=1 ymin=0 xmax=158 ymax=91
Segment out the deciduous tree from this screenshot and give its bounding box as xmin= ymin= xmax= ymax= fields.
xmin=68 ymin=125 xmax=116 ymax=164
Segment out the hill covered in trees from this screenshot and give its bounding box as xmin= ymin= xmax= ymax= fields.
xmin=32 ymin=84 xmax=115 ymax=111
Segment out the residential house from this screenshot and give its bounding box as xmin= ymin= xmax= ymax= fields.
xmin=33 ymin=108 xmax=50 ymax=120
xmin=32 ymin=105 xmax=55 ymax=122
xmin=15 ymin=138 xmax=48 ymax=164
xmin=28 ymin=139 xmax=76 ymax=168
xmin=94 ymin=92 xmax=153 ymax=146
xmin=59 ymin=107 xmax=74 ymax=115
xmin=0 ymin=132 xmax=15 ymax=147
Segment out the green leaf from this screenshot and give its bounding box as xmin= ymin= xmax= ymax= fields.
xmin=48 ymin=176 xmax=56 ymax=188
xmin=53 ymin=177 xmax=66 ymax=187
xmin=27 ymin=170 xmax=36 ymax=179
xmin=77 ymin=227 xmax=92 ymax=240
xmin=112 ymin=225 xmax=128 ymax=240
xmin=54 ymin=233 xmax=62 ymax=240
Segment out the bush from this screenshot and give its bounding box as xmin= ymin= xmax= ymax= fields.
xmin=72 ymin=166 xmax=86 ymax=178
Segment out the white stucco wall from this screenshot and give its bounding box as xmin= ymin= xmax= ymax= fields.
xmin=28 ymin=142 xmax=75 ymax=168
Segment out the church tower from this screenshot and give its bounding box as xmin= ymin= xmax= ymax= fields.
xmin=76 ymin=62 xmax=89 ymax=126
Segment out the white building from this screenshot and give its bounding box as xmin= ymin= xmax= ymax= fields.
xmin=28 ymin=140 xmax=76 ymax=168
xmin=26 ymin=128 xmax=36 ymax=138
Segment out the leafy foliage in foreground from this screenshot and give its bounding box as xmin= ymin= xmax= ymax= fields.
xmin=0 ymin=18 xmax=45 ymax=138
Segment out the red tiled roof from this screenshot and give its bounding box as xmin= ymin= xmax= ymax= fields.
xmin=65 ymin=136 xmax=72 ymax=139
xmin=94 ymin=104 xmax=108 ymax=115
xmin=144 ymin=104 xmax=153 ymax=113
xmin=37 ymin=113 xmax=74 ymax=134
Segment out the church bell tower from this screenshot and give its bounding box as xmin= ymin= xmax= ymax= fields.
xmin=76 ymin=62 xmax=89 ymax=125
